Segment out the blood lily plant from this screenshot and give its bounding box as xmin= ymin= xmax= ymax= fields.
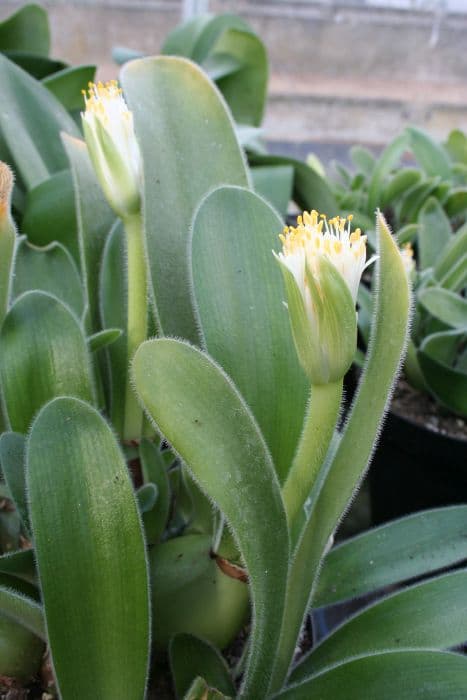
xmin=0 ymin=38 xmax=466 ymax=700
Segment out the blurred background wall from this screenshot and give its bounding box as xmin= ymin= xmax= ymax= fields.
xmin=1 ymin=0 xmax=466 ymax=151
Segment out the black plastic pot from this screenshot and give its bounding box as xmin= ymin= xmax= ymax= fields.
xmin=369 ymin=410 xmax=467 ymax=525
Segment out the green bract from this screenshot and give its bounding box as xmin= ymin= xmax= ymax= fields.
xmin=0 ymin=4 xmax=464 ymax=699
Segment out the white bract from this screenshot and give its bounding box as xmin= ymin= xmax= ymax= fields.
xmin=82 ymin=80 xmax=142 ymax=218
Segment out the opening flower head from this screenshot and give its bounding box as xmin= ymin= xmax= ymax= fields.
xmin=81 ymin=80 xmax=142 ymax=218
xmin=274 ymin=209 xmax=374 ymax=384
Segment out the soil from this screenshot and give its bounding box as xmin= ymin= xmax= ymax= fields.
xmin=391 ymin=377 xmax=467 ymax=441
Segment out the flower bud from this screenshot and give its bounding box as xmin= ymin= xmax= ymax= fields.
xmin=81 ymin=80 xmax=142 ymax=218
xmin=274 ymin=210 xmax=375 ymax=384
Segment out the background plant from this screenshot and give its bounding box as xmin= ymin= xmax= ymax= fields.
xmin=326 ymin=127 xmax=467 ymax=416
xmin=0 ymin=4 xmax=465 ymax=699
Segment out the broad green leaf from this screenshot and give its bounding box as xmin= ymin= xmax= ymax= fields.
xmin=250 ymin=153 xmax=337 ymax=215
xmin=0 ymin=603 xmax=43 ymax=680
xmin=315 ymin=505 xmax=467 ymax=607
xmin=2 ymin=51 xmax=66 ymax=80
xmin=100 ymin=221 xmax=127 ymax=433
xmin=210 ymin=28 xmax=268 ymax=126
xmin=399 ymin=178 xmax=440 ymax=224
xmin=408 ymin=126 xmax=451 ymax=179
xmin=62 ymin=134 xmax=115 ymax=333
xmin=440 ymin=253 xmax=467 ymax=291
xmin=0 ymin=291 xmax=95 ymax=433
xmin=202 ymin=52 xmax=242 ymax=81
xmin=21 ymin=169 xmax=79 ymax=262
xmin=162 ymin=14 xmax=213 ymax=57
xmin=12 ymin=237 xmax=84 ymax=317
xmin=0 ymin=549 xmax=36 ymax=585
xmin=121 ymin=56 xmax=249 ymax=341
xmin=0 ymin=54 xmax=79 ymax=189
xmin=292 ymin=570 xmax=467 ymax=680
xmin=0 ymin=4 xmax=49 ymax=55
xmin=88 ymin=327 xmax=122 ymax=353
xmin=445 ymin=129 xmax=467 ymax=165
xmin=367 ymin=131 xmax=409 ymax=213
xmin=191 ymin=14 xmax=250 ymax=63
xmin=252 ymin=165 xmax=294 ymax=217
xmin=0 ymin=578 xmax=44 ymax=641
xmin=274 ymin=651 xmax=467 ymax=699
xmin=133 ymin=339 xmax=289 ymax=698
xmin=139 ymin=439 xmax=170 ymax=544
xmin=418 ymin=287 xmax=467 ymax=328
xmin=417 ymin=197 xmax=452 ymax=270
xmin=170 ymin=633 xmax=235 ymax=699
xmin=434 ymin=223 xmax=467 ymax=281
xmin=444 ymin=187 xmax=467 ymax=217
xmin=270 ymin=214 xmax=410 ymax=693
xmin=43 ymin=64 xmax=96 ymax=111
xmin=0 ymin=433 xmax=28 ymax=533
xmin=395 ymin=223 xmax=418 ymax=245
xmin=27 ymin=397 xmax=150 ymax=699
xmin=191 ymin=186 xmax=307 ymax=481
xmin=349 ymin=145 xmax=375 ymax=176
xmin=149 ymin=534 xmax=248 ymax=650
xmin=418 ymin=330 xmax=467 ymax=415
xmin=381 ymin=168 xmax=421 ymax=209
xmin=137 ymin=483 xmax=158 ymax=512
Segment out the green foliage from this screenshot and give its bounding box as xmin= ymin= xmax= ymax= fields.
xmin=328 ymin=125 xmax=467 ymax=415
xmin=0 ymin=5 xmax=463 ymax=698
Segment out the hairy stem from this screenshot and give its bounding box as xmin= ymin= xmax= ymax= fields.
xmin=123 ymin=212 xmax=148 ymax=441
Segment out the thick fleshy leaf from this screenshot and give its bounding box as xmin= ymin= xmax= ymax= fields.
xmin=27 ymin=397 xmax=150 ymax=699
xmin=0 ymin=433 xmax=28 ymax=533
xmin=367 ymin=131 xmax=409 ymax=213
xmin=12 ymin=237 xmax=83 ymax=316
xmin=315 ymin=505 xmax=467 ymax=607
xmin=88 ymin=328 xmax=122 ymax=353
xmin=0 ymin=54 xmax=79 ymax=189
xmin=149 ymin=534 xmax=248 ymax=650
xmin=42 ymin=65 xmax=96 ymax=111
xmin=2 ymin=51 xmax=66 ymax=80
xmin=274 ymin=651 xmax=467 ymax=699
xmin=0 ymin=549 xmax=36 ymax=585
xmin=417 ymin=197 xmax=452 ymax=270
xmin=0 ymin=606 xmax=44 ymax=680
xmin=0 ymin=579 xmax=44 ymax=641
xmin=139 ymin=439 xmax=170 ymax=544
xmin=121 ymin=56 xmax=249 ymax=341
xmin=292 ymin=570 xmax=467 ymax=680
xmin=408 ymin=126 xmax=451 ymax=179
xmin=192 ymin=186 xmax=307 ymax=481
xmin=170 ymin=633 xmax=235 ymax=699
xmin=418 ymin=287 xmax=467 ymax=328
xmin=381 ymin=168 xmax=421 ymax=209
xmin=251 ymin=165 xmax=294 ymax=217
xmin=21 ymin=169 xmax=79 ymax=262
xmin=0 ymin=291 xmax=95 ymax=433
xmin=62 ymin=134 xmax=115 ymax=333
xmin=250 ymin=154 xmax=337 ymax=215
xmin=418 ymin=330 xmax=467 ymax=415
xmin=0 ymin=4 xmax=49 ymax=55
xmin=269 ymin=213 xmax=410 ymax=692
xmin=133 ymin=339 xmax=289 ymax=698
xmin=399 ymin=178 xmax=440 ymax=224
xmin=209 ymin=27 xmax=268 ymax=126
xmin=100 ymin=221 xmax=127 ymax=433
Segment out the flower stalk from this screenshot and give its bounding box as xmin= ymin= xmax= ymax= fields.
xmin=82 ymin=82 xmax=147 ymax=441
